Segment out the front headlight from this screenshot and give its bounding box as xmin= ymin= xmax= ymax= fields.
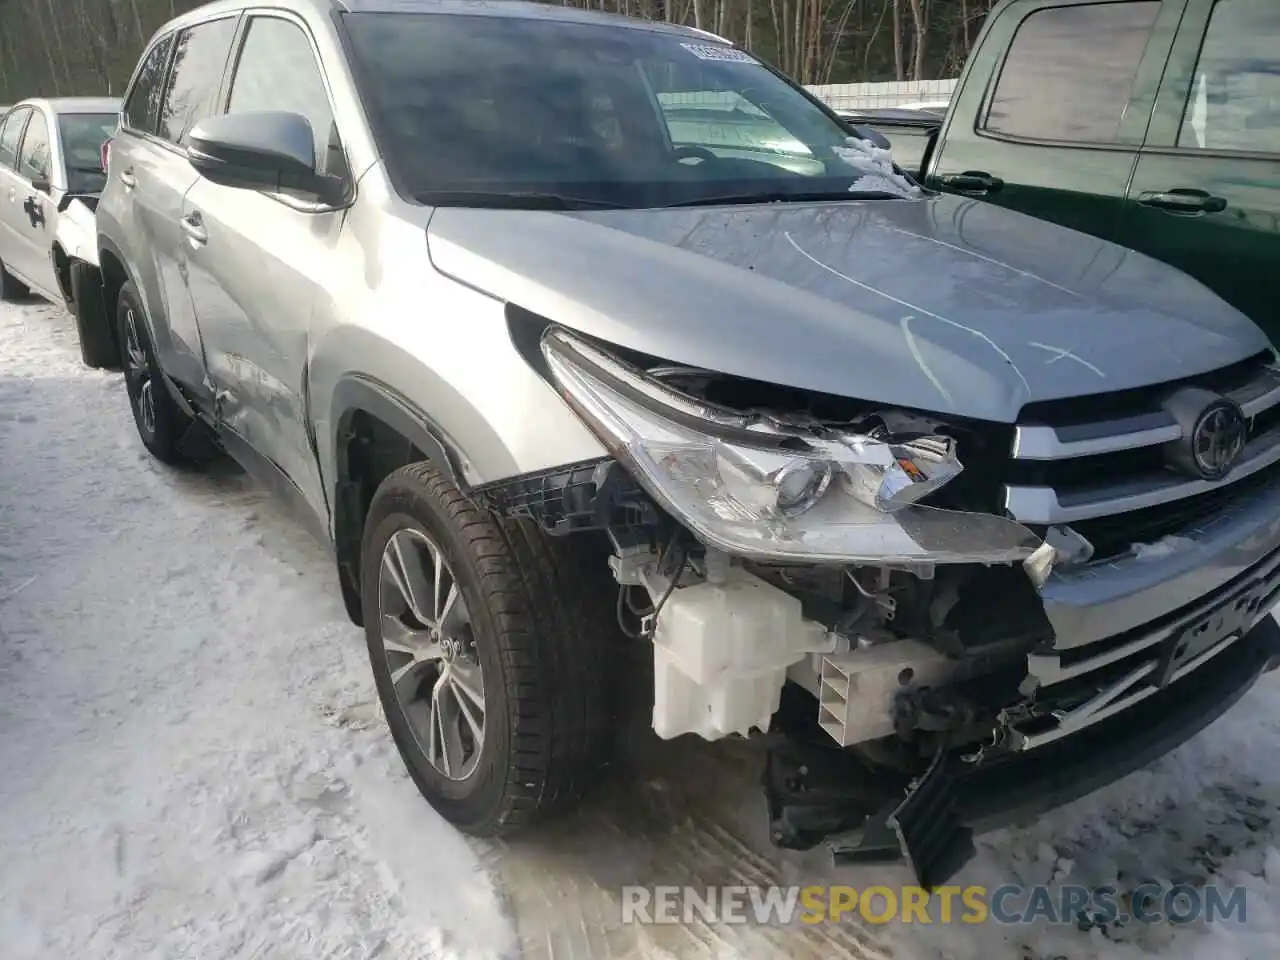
xmin=541 ymin=328 xmax=1040 ymax=565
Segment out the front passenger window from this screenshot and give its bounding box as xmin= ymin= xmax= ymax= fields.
xmin=226 ymin=17 xmax=346 ymax=179
xmin=1179 ymin=0 xmax=1280 ymax=154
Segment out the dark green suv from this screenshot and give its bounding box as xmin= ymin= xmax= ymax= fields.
xmin=869 ymin=0 xmax=1279 ymax=343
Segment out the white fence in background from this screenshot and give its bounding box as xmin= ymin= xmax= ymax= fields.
xmin=805 ymin=78 xmax=957 ymax=111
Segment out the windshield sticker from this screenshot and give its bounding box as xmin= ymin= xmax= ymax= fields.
xmin=680 ymin=43 xmax=759 ymax=64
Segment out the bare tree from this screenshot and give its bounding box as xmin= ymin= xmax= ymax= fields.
xmin=0 ymin=0 xmax=992 ymax=102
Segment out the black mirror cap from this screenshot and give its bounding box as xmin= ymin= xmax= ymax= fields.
xmin=30 ymin=176 xmax=52 ymax=195
xmin=186 ymin=111 xmax=342 ymax=203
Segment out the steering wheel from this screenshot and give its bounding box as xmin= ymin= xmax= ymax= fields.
xmin=672 ymin=145 xmax=718 ymax=164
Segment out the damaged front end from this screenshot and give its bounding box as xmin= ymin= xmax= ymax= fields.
xmin=479 ymin=326 xmax=1280 ymax=887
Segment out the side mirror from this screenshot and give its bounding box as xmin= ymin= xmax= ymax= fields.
xmin=30 ymin=176 xmax=51 ymax=195
xmin=186 ymin=111 xmax=343 ymax=204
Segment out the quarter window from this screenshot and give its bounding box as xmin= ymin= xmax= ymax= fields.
xmin=985 ymin=1 xmax=1160 ymax=143
xmin=1179 ymin=0 xmax=1280 ymax=154
xmin=124 ymin=33 xmax=174 ymax=134
xmin=226 ymin=16 xmax=344 ymax=177
xmin=158 ymin=17 xmax=239 ymax=145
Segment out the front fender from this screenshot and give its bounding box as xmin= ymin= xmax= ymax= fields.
xmin=309 ymin=279 xmax=608 ymax=514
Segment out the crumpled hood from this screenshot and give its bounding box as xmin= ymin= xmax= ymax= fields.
xmin=425 ymin=194 xmax=1269 ymax=422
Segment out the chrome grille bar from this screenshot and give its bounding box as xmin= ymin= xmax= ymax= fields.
xmin=1011 ymin=363 xmax=1280 ymax=462
xmin=1003 ymin=422 xmax=1280 ymax=524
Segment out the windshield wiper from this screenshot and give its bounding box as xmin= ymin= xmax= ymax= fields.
xmin=665 ymin=189 xmax=906 ymax=208
xmin=414 ymin=190 xmax=626 ymax=210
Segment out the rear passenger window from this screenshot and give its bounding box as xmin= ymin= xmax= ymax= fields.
xmin=124 ymin=33 xmax=174 ymax=134
xmin=0 ymin=107 xmax=28 ymax=168
xmin=985 ymin=1 xmax=1160 ymax=143
xmin=158 ymin=17 xmax=239 ymax=145
xmin=226 ymin=16 xmax=345 ymax=177
xmin=1179 ymin=0 xmax=1280 ymax=154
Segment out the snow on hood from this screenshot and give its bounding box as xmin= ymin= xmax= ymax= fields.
xmin=425 ymin=193 xmax=1268 ymax=423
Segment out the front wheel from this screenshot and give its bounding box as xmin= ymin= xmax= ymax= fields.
xmin=361 ymin=462 xmax=620 ymax=835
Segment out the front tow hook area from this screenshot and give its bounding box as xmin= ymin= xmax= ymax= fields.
xmin=762 ymin=724 xmax=975 ymax=889
xmin=762 ymin=616 xmax=1280 ymax=891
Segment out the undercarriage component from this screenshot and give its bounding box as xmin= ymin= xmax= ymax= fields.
xmin=833 ymin=749 xmax=975 ymax=889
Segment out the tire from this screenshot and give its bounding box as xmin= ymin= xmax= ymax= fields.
xmin=116 ymin=281 xmax=193 ymax=464
xmin=71 ymin=261 xmax=119 ymax=369
xmin=0 ymin=254 xmax=29 ymax=301
xmin=361 ymin=462 xmax=620 ymax=836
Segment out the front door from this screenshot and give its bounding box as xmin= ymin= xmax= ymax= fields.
xmin=183 ymin=13 xmax=352 ymax=525
xmin=1120 ymin=0 xmax=1280 ymax=344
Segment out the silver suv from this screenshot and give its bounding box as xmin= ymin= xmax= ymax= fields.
xmin=97 ymin=0 xmax=1280 ymax=885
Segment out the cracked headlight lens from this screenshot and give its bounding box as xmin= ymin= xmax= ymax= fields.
xmin=541 ymin=328 xmax=1041 ymax=565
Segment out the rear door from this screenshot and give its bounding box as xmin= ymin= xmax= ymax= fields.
xmin=924 ymin=0 xmax=1181 ymax=245
xmin=119 ymin=15 xmax=240 ymax=403
xmin=0 ymin=106 xmax=32 ymax=280
xmin=1120 ymin=0 xmax=1280 ymax=343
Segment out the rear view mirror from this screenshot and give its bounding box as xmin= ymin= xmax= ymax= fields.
xmin=30 ymin=176 xmax=51 ymax=195
xmin=186 ymin=111 xmax=343 ymax=204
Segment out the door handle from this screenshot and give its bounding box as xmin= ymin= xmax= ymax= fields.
xmin=1138 ymin=189 xmax=1226 ymax=214
xmin=940 ymin=170 xmax=1004 ymax=194
xmin=119 ymin=168 xmax=137 ymax=190
xmin=181 ymin=212 xmax=208 ymax=245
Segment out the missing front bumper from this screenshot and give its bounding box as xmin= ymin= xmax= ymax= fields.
xmin=765 ymin=615 xmax=1280 ymax=888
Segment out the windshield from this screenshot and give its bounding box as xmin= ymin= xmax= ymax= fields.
xmin=58 ymin=113 xmax=116 ymax=194
xmin=343 ymin=12 xmax=919 ymax=208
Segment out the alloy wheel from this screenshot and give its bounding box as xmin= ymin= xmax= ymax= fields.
xmin=377 ymin=527 xmax=486 ymax=780
xmin=122 ymin=307 xmax=155 ymax=436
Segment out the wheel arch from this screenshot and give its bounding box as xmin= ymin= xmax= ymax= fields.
xmin=329 ymin=374 xmax=470 ymax=627
xmin=97 ymin=237 xmax=136 ymax=323
xmin=51 ymin=242 xmax=74 ymax=302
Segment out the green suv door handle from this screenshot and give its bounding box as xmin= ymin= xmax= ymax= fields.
xmin=1138 ymin=189 xmax=1228 ymax=215
xmin=940 ymin=171 xmax=1005 ymax=194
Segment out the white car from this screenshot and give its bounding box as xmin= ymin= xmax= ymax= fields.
xmin=0 ymin=96 xmax=120 ymax=365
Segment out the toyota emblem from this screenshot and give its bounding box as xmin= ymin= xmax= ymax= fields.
xmin=1189 ymin=400 xmax=1247 ymax=481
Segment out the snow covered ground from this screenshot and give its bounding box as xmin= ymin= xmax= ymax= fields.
xmin=3 ymin=297 xmax=1280 ymax=960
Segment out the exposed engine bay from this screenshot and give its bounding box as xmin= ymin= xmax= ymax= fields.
xmin=481 ymin=325 xmax=1280 ymax=885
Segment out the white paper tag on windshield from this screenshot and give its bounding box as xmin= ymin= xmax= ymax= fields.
xmin=680 ymin=43 xmax=758 ymax=63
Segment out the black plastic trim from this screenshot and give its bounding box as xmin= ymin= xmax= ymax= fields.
xmin=330 ymin=374 xmax=465 ymax=491
xmin=215 ymin=422 xmax=331 ymax=548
